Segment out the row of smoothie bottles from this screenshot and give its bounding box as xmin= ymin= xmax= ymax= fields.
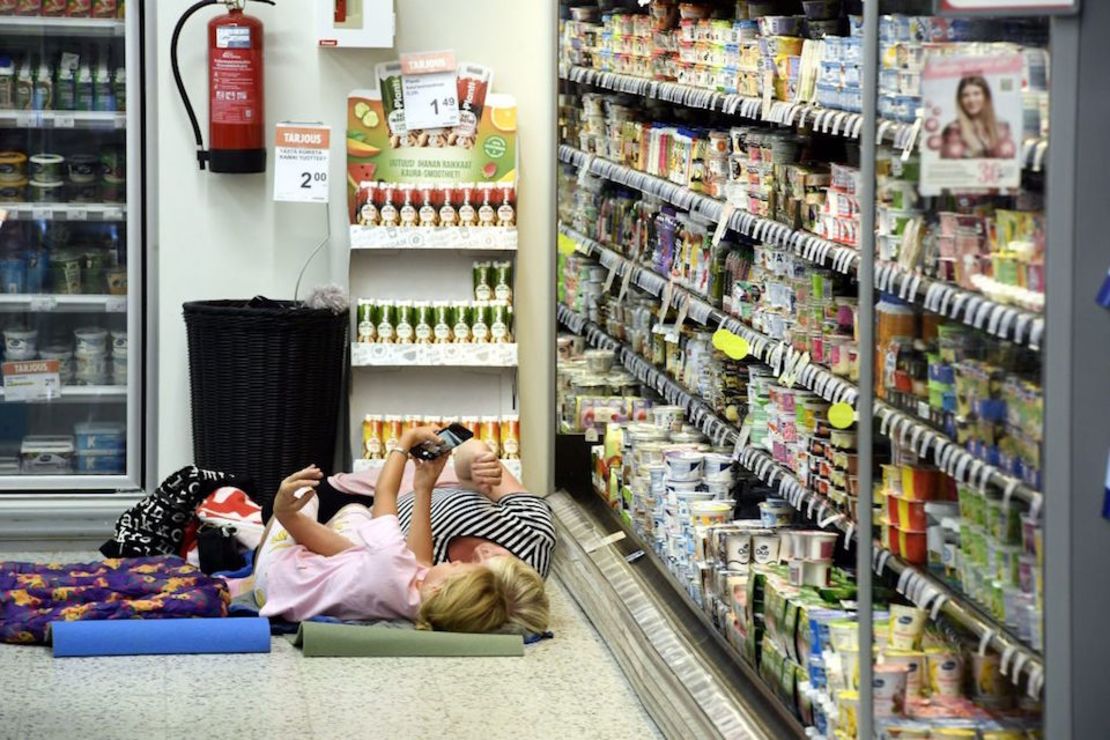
xmin=0 ymin=49 xmax=124 ymax=112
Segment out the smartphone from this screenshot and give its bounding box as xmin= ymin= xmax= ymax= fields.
xmin=410 ymin=423 xmax=474 ymax=461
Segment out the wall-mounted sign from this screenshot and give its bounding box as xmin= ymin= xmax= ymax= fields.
xmin=937 ymin=0 xmax=1078 ymax=15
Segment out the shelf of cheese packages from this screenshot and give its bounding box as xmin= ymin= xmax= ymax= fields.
xmin=559 ymin=145 xmax=1045 ymax=352
xmin=558 ymin=65 xmax=1050 ymax=173
xmin=556 ymin=301 xmax=1044 ymax=736
xmin=559 ymin=225 xmax=1043 ymax=516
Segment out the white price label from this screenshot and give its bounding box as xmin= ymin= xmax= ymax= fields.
xmin=67 ymin=208 xmax=87 ymax=221
xmin=2 ymin=360 xmax=61 ymax=403
xmin=31 ymin=208 xmax=49 ymax=221
xmin=399 ymin=51 xmax=460 ymax=131
xmin=105 ymin=296 xmax=127 ymax=313
xmin=52 ymin=114 xmax=75 ymax=129
xmin=29 ymin=295 xmax=57 ymax=312
xmin=273 ymin=123 xmax=331 ymax=204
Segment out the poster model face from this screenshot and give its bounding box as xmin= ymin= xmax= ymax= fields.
xmin=920 ymin=53 xmax=1023 ymax=194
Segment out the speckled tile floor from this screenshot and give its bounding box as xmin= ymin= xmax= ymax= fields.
xmin=0 ymin=550 xmax=661 ymax=740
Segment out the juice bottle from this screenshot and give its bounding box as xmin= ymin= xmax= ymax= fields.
xmin=93 ymin=50 xmax=113 ymax=111
xmin=417 ymin=183 xmax=437 ymax=227
xmin=75 ymin=52 xmax=93 ymax=111
xmin=458 ymin=183 xmax=477 ymax=227
xmin=112 ymin=64 xmax=125 ymax=112
xmin=55 ymin=52 xmax=78 ymax=111
xmin=15 ymin=56 xmax=33 ymax=110
xmin=398 ymin=185 xmax=417 ymax=227
xmin=33 ymin=57 xmax=54 ymax=111
xmin=0 ymin=56 xmax=14 ymax=110
xmin=438 ymin=185 xmax=458 ymax=227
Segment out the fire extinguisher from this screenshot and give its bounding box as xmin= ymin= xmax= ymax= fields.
xmin=170 ymin=0 xmax=276 ymax=173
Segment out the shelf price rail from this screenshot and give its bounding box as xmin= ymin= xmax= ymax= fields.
xmin=559 ymin=63 xmax=1050 ymax=172
xmin=559 ymin=144 xmax=1045 ymax=351
xmin=556 ymin=303 xmax=1045 ymax=697
xmin=560 ymin=224 xmax=1043 ymax=517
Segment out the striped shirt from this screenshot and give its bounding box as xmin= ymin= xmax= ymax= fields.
xmin=395 ymin=489 xmax=556 ymax=578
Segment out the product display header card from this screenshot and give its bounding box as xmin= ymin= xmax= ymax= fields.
xmin=273 ymin=123 xmax=332 ymax=204
xmin=936 ymin=0 xmax=1078 ymax=14
xmin=399 ymin=50 xmax=460 ymax=131
xmin=346 ymin=73 xmax=516 ymax=224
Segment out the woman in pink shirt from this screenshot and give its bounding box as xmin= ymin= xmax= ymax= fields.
xmin=252 ymin=426 xmax=549 ymax=633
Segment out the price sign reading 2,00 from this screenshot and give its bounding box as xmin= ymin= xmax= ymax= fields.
xmin=301 ymin=171 xmax=327 ymax=189
xmin=429 ymin=96 xmax=457 ymax=116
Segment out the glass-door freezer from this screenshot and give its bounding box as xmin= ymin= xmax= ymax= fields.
xmin=0 ymin=3 xmax=145 ymax=494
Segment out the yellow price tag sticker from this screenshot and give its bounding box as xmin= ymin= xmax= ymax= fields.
xmin=828 ymin=402 xmax=855 ymax=430
xmin=557 ymin=233 xmax=579 ymax=256
xmin=712 ymin=329 xmax=750 ymax=360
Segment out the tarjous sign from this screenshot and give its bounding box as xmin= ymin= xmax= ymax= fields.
xmin=2 ymin=359 xmax=61 ymax=402
xmin=273 ymin=123 xmax=331 ymax=203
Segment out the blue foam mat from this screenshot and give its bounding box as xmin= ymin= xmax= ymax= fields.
xmin=51 ymin=617 xmax=271 ymax=658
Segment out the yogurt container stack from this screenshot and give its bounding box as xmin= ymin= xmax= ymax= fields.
xmin=74 ymin=326 xmax=109 ymax=386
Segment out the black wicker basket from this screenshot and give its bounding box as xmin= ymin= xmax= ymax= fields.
xmin=183 ymin=298 xmax=348 ymax=508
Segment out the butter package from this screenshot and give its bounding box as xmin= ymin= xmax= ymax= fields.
xmin=21 ymin=435 xmax=75 ymax=474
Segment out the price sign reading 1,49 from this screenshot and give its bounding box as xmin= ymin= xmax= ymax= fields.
xmin=399 ymin=50 xmax=461 ymax=131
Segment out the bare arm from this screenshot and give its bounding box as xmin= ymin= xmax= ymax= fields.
xmin=276 ymin=508 xmax=356 ymax=557
xmin=272 ymin=466 xmax=354 ymax=557
xmin=453 ymin=438 xmax=528 ymax=502
xmin=371 ymin=426 xmax=442 ymax=519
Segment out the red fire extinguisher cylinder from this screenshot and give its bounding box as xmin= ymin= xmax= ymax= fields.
xmin=207 ymin=6 xmax=266 ymax=173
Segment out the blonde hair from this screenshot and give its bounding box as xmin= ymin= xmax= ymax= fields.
xmin=416 ymin=556 xmax=550 ymax=634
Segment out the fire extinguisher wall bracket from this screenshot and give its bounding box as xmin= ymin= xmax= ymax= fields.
xmin=171 ymin=0 xmax=276 ymax=174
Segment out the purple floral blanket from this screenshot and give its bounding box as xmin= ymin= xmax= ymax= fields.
xmin=0 ymin=555 xmax=229 ymax=644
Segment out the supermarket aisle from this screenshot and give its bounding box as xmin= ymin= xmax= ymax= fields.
xmin=0 ymin=550 xmax=660 ymax=740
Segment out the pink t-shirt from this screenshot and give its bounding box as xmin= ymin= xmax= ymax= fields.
xmin=256 ymin=512 xmax=427 ymax=623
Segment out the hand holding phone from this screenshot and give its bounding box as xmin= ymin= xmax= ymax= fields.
xmin=409 ymin=423 xmax=474 ymax=461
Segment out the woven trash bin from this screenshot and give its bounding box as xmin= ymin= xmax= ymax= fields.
xmin=183 ymin=298 xmax=348 ymax=507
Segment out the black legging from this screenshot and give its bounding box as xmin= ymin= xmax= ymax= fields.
xmin=259 ymin=473 xmax=374 ymax=527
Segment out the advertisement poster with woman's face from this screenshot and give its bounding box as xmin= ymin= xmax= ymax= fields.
xmin=920 ymin=53 xmax=1023 ymax=194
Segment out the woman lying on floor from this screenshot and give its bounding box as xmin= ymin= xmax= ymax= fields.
xmin=252 ymin=427 xmax=550 ymax=634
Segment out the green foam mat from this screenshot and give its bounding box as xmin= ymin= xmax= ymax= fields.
xmin=292 ymin=621 xmax=524 ymax=657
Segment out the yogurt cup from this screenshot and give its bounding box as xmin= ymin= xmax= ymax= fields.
xmin=690 ymin=500 xmax=732 ymax=526
xmin=29 ymin=179 xmax=65 ymax=203
xmin=0 ymin=177 xmax=26 ymax=201
xmin=39 ymin=345 xmax=74 ymax=383
xmin=883 ymin=650 xmax=927 ymax=696
xmin=0 ymin=151 xmax=27 ymax=183
xmin=676 ymin=490 xmax=714 ymax=520
xmin=759 ymin=498 xmax=793 ymax=528
xmin=4 ymin=327 xmax=38 ymax=360
xmin=751 ymin=530 xmax=780 ymax=564
xmin=651 ymin=405 xmax=685 ymax=431
xmin=112 ymin=355 xmax=127 ymax=385
xmin=926 ymin=647 xmax=963 ymax=697
xmin=105 ymin=266 xmax=127 ymax=295
xmin=67 ymin=154 xmax=101 ymax=184
xmin=872 ymin=665 xmax=909 ymax=716
xmin=721 ymin=529 xmax=751 ymax=568
xmin=50 ymin=252 xmax=82 ymax=295
xmin=75 ymin=353 xmax=107 ymax=385
xmin=664 ymin=450 xmax=704 ymax=482
xmin=800 ymin=531 xmax=839 ymax=562
xmin=888 ymin=604 xmax=928 ymax=650
xmin=74 ymin=327 xmax=109 ymax=356
xmin=702 ymin=453 xmax=734 ymax=482
xmin=29 ymin=153 xmax=65 ymax=183
xmin=584 ymin=349 xmax=615 ymax=374
xmin=110 ymin=331 xmax=127 ymax=357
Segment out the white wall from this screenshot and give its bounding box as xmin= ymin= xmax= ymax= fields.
xmin=154 ymin=1 xmax=554 ymax=493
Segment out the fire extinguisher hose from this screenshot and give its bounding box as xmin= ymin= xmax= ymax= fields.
xmin=170 ymin=0 xmax=277 ymax=171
